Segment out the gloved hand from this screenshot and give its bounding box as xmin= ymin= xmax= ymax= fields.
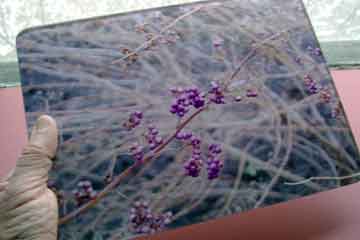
xmin=0 ymin=115 xmax=59 ymax=240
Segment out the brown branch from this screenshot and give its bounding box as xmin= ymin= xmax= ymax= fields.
xmin=284 ymin=172 xmax=360 ymax=186
xmin=111 ymin=4 xmax=206 ymax=65
xmin=224 ymin=25 xmax=303 ymax=88
xmin=58 ymin=16 xmax=304 ymax=226
xmin=59 ymin=105 xmax=207 ymax=225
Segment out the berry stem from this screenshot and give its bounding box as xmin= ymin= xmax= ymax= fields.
xmin=224 ymin=25 xmax=303 ymax=89
xmin=284 ymin=172 xmax=360 ymax=186
xmin=111 ymin=4 xmax=206 ymax=65
xmin=59 ymin=105 xmax=207 ymax=225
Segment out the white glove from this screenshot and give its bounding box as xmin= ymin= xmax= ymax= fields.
xmin=0 ymin=115 xmax=59 ymax=240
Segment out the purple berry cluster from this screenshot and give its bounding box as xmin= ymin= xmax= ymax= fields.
xmin=304 ymin=75 xmax=332 ymax=102
xmin=331 ymin=103 xmax=341 ymax=118
xmin=319 ymin=89 xmax=332 ymax=103
xmin=175 ymin=130 xmax=193 ymax=141
xmin=130 ymin=142 xmax=145 ymax=162
xmin=303 ymin=75 xmax=340 ymax=118
xmin=125 ymin=116 xmax=164 ymax=163
xmin=123 ymin=111 xmax=143 ymax=130
xmin=213 ymin=35 xmax=224 ymax=48
xmin=169 ymin=87 xmax=206 ymax=117
xmin=307 ymin=46 xmax=322 ymax=56
xmin=72 ymin=180 xmax=97 ymax=206
xmin=304 ymin=74 xmax=319 ymax=94
xmin=169 ymin=82 xmax=260 ymax=117
xmin=206 ymin=144 xmax=224 ymax=180
xmin=176 ymin=131 xmax=223 ymax=179
xmin=176 ymin=131 xmax=204 ymax=177
xmin=209 ymin=81 xmax=225 ymax=104
xmin=123 ymin=82 xmax=242 ymax=179
xmin=129 ymin=201 xmax=172 ymax=234
xmin=146 ymin=125 xmax=164 ymax=150
xmin=184 ymin=137 xmax=203 ymax=177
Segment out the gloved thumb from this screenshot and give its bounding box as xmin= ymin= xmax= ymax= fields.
xmin=29 ymin=115 xmax=58 ymax=159
xmin=1 ymin=115 xmax=58 ymax=197
xmin=0 ymin=115 xmax=59 ymax=240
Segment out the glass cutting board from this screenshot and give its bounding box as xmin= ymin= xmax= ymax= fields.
xmin=17 ymin=0 xmax=360 ymax=239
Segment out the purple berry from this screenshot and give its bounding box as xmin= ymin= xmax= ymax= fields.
xmin=73 ymin=180 xmax=97 ymax=206
xmin=209 ymin=143 xmax=222 ymax=154
xmin=246 ymin=89 xmax=258 ymax=98
xmin=304 ymin=75 xmax=319 ymax=95
xmin=183 ymin=136 xmax=205 ymax=178
xmin=169 ymin=85 xmax=206 ymax=117
xmin=314 ymin=47 xmax=322 ymax=56
xmin=129 ymin=200 xmax=172 ymax=234
xmin=184 ymin=157 xmax=202 ymax=177
xmin=209 ymin=81 xmax=226 ymax=104
xmin=307 ymin=46 xmax=322 ymax=56
xmin=207 ymin=157 xmax=223 ymax=180
xmin=145 ymin=125 xmax=163 ymax=151
xmin=134 ymin=111 xmax=143 ymax=119
xmin=176 ymin=131 xmax=193 ymax=141
xmin=206 ymin=143 xmax=223 ymax=180
xmin=130 ymin=142 xmax=144 ymax=162
xmin=320 ymin=90 xmax=331 ymax=103
xmin=124 ymin=111 xmax=143 ymax=130
xmin=331 ymin=106 xmax=341 ymax=118
xmin=176 ymin=132 xmax=185 ymax=140
xmin=191 ymin=136 xmax=201 ymax=147
xmin=184 ymin=132 xmax=193 ymax=140
xmin=213 ymin=36 xmax=224 ymax=48
xmin=234 ymin=96 xmax=242 ymax=102
xmin=193 ymin=97 xmax=205 ymax=108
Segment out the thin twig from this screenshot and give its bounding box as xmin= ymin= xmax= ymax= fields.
xmin=111 ymin=4 xmax=206 ymax=65
xmin=59 ymin=105 xmax=207 ymax=225
xmin=223 ymin=25 xmax=302 ymax=89
xmin=254 ymin=117 xmax=294 ymax=208
xmin=284 ymin=172 xmax=360 ymax=186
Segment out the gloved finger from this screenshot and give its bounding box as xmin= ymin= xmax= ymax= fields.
xmin=1 ymin=115 xmax=58 ymax=200
xmin=0 ymin=169 xmax=14 ymax=192
xmin=29 ymin=115 xmax=58 ymax=159
xmin=15 ymin=115 xmax=58 ymax=170
xmin=0 ymin=115 xmax=59 ymax=240
xmin=0 ymin=182 xmax=8 ymax=191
